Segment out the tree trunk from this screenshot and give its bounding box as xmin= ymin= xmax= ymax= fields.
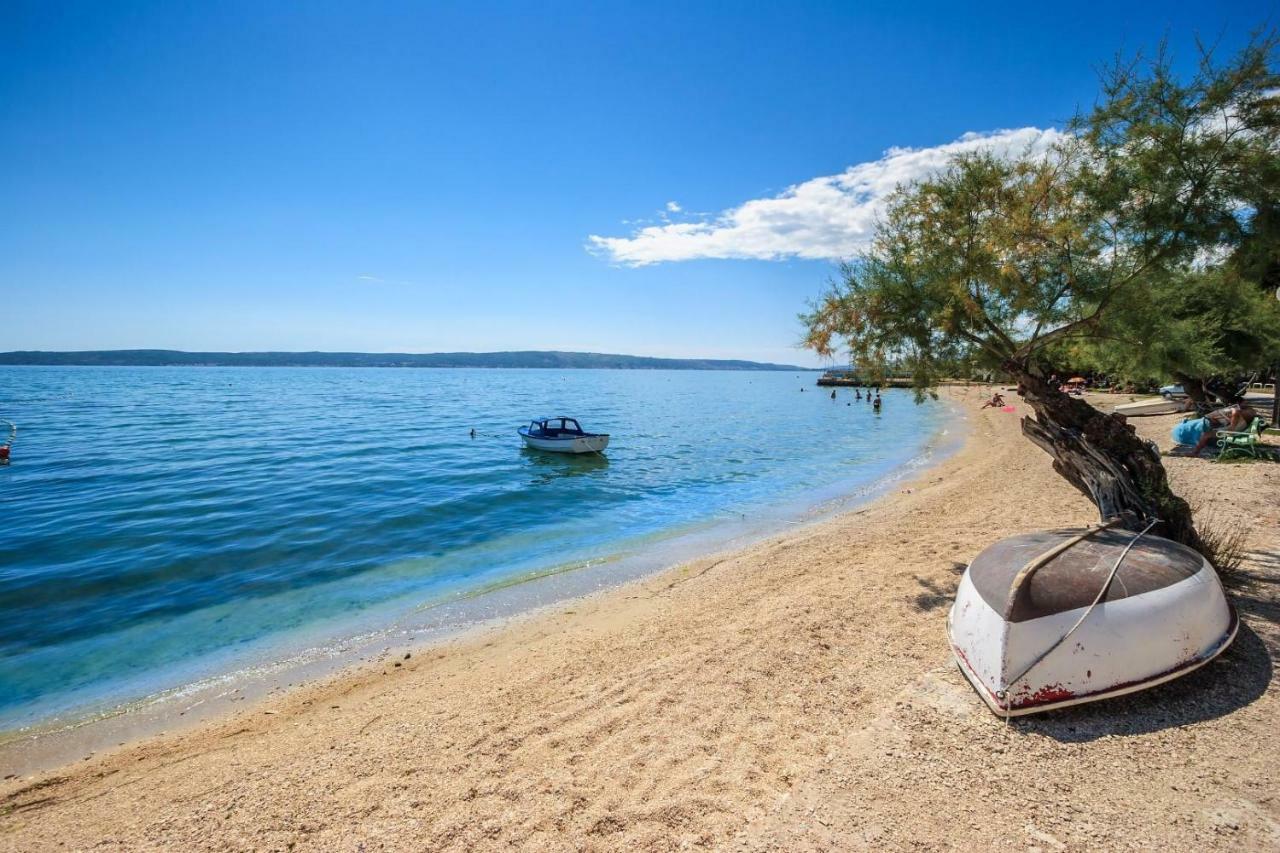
xmin=1011 ymin=366 xmax=1202 ymax=554
xmin=1272 ymin=363 xmax=1280 ymax=429
xmin=1171 ymin=370 xmax=1211 ymax=407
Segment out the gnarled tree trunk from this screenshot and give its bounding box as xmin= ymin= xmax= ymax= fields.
xmin=1171 ymin=371 xmax=1212 ymax=407
xmin=1011 ymin=366 xmax=1202 ymax=554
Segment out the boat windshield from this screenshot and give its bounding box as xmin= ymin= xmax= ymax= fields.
xmin=539 ymin=418 xmax=582 ymax=434
xmin=528 ymin=418 xmax=585 ymax=435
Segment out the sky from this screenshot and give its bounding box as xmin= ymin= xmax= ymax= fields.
xmin=0 ymin=2 xmax=1266 ymax=366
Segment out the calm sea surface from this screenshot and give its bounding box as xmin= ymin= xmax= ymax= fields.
xmin=0 ymin=367 xmax=949 ymax=730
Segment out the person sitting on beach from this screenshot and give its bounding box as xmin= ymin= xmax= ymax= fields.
xmin=1171 ymin=401 xmax=1258 ymax=456
xmin=980 ymin=392 xmax=1005 ymax=409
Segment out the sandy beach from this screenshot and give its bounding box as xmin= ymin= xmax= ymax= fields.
xmin=3 ymin=386 xmax=1278 ymax=851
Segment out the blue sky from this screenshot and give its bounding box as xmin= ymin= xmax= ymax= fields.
xmin=0 ymin=2 xmax=1263 ymax=365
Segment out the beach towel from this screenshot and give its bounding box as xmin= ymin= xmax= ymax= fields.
xmin=1171 ymin=416 xmax=1210 ymax=448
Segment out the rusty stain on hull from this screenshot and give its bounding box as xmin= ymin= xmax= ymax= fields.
xmin=951 ymin=606 xmax=1239 ymax=716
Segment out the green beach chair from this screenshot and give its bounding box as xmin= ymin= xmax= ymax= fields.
xmin=1215 ymin=417 xmax=1266 ymax=461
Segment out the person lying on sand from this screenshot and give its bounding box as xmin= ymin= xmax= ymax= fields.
xmin=980 ymin=392 xmax=1006 ymax=409
xmin=1171 ymin=402 xmax=1258 ymax=457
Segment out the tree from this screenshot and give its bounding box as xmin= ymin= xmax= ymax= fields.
xmin=802 ymin=37 xmax=1279 ymax=554
xmin=1067 ymin=266 xmax=1280 ymax=403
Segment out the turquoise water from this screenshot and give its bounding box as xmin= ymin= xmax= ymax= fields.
xmin=0 ymin=368 xmax=947 ymax=730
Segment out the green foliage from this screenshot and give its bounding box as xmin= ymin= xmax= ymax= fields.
xmin=1074 ymin=267 xmax=1280 ymax=385
xmin=1073 ymin=36 xmax=1280 ymax=258
xmin=802 ymin=36 xmax=1280 ymax=391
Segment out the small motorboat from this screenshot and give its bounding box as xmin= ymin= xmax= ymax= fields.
xmin=518 ymin=416 xmax=609 ymax=455
xmin=948 ymin=523 xmax=1236 ymax=717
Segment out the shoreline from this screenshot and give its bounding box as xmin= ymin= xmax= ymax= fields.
xmin=0 ymin=396 xmax=966 ymax=778
xmin=4 ymin=386 xmax=1278 ymax=850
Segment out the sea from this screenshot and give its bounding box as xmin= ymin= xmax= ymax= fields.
xmin=0 ymin=367 xmax=953 ymax=740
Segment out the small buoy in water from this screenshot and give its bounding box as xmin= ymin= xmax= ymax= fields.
xmin=0 ymin=420 xmax=12 ymax=464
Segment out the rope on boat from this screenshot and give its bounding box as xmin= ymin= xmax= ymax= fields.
xmin=1000 ymin=520 xmax=1122 ymax=619
xmin=998 ymin=517 xmax=1160 ymax=716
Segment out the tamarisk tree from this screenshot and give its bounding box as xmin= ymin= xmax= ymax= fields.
xmin=1065 ymin=265 xmax=1280 ymax=403
xmin=802 ymin=39 xmax=1279 ymax=553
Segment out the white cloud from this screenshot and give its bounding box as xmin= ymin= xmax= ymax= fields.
xmin=358 ymin=274 xmax=420 ymax=286
xmin=587 ymin=127 xmax=1065 ymax=266
xmin=665 ymin=201 xmax=682 ymax=213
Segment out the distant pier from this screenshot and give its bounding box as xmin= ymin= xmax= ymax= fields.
xmin=816 ymin=370 xmax=913 ymax=388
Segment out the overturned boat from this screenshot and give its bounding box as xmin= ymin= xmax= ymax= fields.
xmin=518 ymin=416 xmax=609 ymax=454
xmin=1114 ymin=396 xmax=1184 ymax=417
xmin=948 ymin=523 xmax=1236 ymax=717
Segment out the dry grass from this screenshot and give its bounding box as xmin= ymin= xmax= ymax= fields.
xmin=1196 ymin=509 xmax=1251 ymax=587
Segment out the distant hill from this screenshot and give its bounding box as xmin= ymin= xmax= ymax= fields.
xmin=0 ymin=349 xmax=814 ymax=371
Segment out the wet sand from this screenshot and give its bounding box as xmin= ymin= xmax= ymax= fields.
xmin=3 ymin=387 xmax=1278 ymax=851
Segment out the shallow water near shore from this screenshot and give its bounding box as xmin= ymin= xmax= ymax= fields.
xmin=0 ymin=367 xmax=950 ymax=743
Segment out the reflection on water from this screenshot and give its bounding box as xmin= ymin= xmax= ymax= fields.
xmin=523 ymin=449 xmax=610 ymax=484
xmin=0 ymin=367 xmax=944 ymax=729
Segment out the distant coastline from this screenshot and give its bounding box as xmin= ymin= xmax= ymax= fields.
xmin=0 ymin=349 xmax=816 ymax=371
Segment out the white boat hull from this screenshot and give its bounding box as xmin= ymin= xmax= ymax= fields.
xmin=948 ymin=530 xmax=1236 ymax=716
xmin=1115 ymin=397 xmax=1182 ymax=416
xmin=519 ymin=433 xmax=610 ymax=454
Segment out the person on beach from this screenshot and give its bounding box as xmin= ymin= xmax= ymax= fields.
xmin=981 ymin=392 xmax=1005 ymax=409
xmin=856 ymin=389 xmax=862 ymax=400
xmin=873 ymin=395 xmax=882 ymax=412
xmin=1171 ymin=401 xmax=1258 ymax=456
xmin=831 ymin=389 xmax=837 ymax=399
